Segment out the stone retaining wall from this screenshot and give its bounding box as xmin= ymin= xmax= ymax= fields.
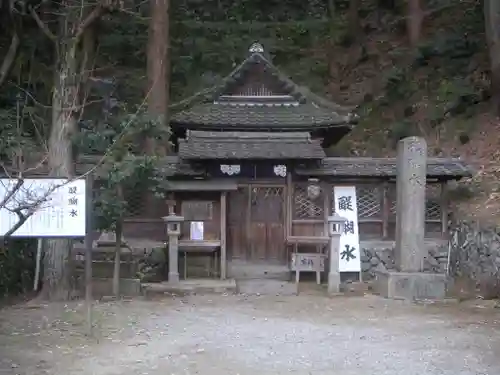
xmin=360 ymin=240 xmax=448 ymax=280
xmin=448 ymin=221 xmax=500 ymax=299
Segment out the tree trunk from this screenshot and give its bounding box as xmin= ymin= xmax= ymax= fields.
xmin=485 ymin=0 xmax=500 ymax=116
xmin=0 ymin=32 xmax=19 ymax=88
xmin=41 ymin=18 xmax=79 ymax=301
xmin=81 ymin=22 xmax=98 ymax=103
xmin=407 ymin=0 xmax=423 ymax=48
xmin=146 ymin=0 xmax=170 ymax=156
xmin=348 ymin=0 xmax=361 ymax=41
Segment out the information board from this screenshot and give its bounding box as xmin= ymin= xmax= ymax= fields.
xmin=0 ymin=178 xmax=86 ymax=237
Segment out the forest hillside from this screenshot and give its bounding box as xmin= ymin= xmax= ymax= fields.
xmin=0 ymin=0 xmax=498 ymax=222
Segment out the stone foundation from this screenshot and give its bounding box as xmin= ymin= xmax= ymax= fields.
xmin=373 ymin=271 xmax=447 ymax=300
xmin=360 ymin=240 xmax=448 ymax=280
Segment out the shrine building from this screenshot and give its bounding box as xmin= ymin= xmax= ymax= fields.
xmin=114 ymin=43 xmax=472 ymax=282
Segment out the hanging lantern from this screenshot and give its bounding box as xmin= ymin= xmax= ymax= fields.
xmin=307 ymin=178 xmax=321 ymax=199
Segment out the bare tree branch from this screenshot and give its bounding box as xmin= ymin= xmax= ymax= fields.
xmin=75 ymin=5 xmax=106 ymax=42
xmin=0 ymin=179 xmax=23 ymax=210
xmin=29 ymin=6 xmax=57 ymax=42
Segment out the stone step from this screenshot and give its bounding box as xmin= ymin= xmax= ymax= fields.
xmin=236 ymin=278 xmax=298 ymax=296
xmin=73 ymin=277 xmax=142 ymax=298
xmin=74 ymin=261 xmax=136 ymax=278
xmin=142 ymin=279 xmax=237 ymax=297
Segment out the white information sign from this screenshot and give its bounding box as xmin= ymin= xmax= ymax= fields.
xmin=333 ymin=186 xmax=361 ymax=272
xmin=190 ymin=221 xmax=204 ymax=241
xmin=0 ymin=178 xmax=86 ymax=237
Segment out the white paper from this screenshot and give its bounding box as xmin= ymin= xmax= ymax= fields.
xmin=333 ymin=186 xmax=361 ymax=272
xmin=190 ymin=221 xmax=204 ymax=241
xmin=0 ymin=178 xmax=86 ymax=237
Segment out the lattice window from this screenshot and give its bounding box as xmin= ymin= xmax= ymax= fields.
xmin=293 ymin=184 xmax=323 ymax=219
xmin=388 ymin=183 xmax=442 ymax=221
xmin=426 ymin=184 xmax=442 ymax=221
xmin=356 ymin=186 xmax=382 ymax=219
xmin=124 ymin=186 xmax=144 ymax=217
xmin=251 ymin=186 xmax=284 ymax=222
xmin=390 ymin=184 xmax=397 ymax=216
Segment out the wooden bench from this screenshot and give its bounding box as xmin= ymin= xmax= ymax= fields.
xmin=178 ymin=240 xmax=221 ymax=279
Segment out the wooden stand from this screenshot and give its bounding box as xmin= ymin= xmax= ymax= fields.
xmin=287 ymin=236 xmax=329 ymax=285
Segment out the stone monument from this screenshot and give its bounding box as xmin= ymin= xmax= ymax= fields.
xmin=395 ymin=136 xmax=426 ymax=271
xmin=373 ymin=137 xmax=447 ymax=300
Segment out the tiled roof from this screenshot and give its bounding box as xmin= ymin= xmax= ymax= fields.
xmin=63 ymin=155 xmax=472 ymax=180
xmin=170 ymin=43 xmax=357 ymax=131
xmin=178 ymin=131 xmax=326 ymax=160
xmin=172 ymin=102 xmax=354 ymax=130
xmin=295 ymin=157 xmax=473 ymax=178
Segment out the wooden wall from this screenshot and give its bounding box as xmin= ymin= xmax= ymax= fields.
xmin=120 ymin=179 xmax=448 ymax=243
xmin=289 ymin=180 xmax=448 ymax=241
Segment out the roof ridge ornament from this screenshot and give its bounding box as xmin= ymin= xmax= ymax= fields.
xmin=249 ymin=42 xmax=264 ymax=54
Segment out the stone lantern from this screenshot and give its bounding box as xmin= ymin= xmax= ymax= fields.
xmin=162 ymin=213 xmax=184 ymax=283
xmin=327 ymin=214 xmax=347 ymax=294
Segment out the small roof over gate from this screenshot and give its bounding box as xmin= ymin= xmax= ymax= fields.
xmin=178 ymin=131 xmax=325 ymax=160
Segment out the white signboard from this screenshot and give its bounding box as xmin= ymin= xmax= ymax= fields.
xmin=333 ymin=186 xmax=361 ymax=272
xmin=0 ymin=178 xmax=86 ymax=237
xmin=190 ymin=221 xmax=204 ymax=241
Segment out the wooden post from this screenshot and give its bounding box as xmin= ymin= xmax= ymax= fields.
xmin=440 ymin=181 xmax=449 ymax=237
xmin=382 ymin=182 xmax=389 ymax=239
xmin=286 ymin=173 xmax=293 ymax=238
xmin=220 ymin=191 xmax=227 ymax=279
xmin=323 ymin=181 xmax=330 ymax=236
xmin=84 ymin=173 xmax=94 ymax=336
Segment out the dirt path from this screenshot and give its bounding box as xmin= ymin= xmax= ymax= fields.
xmin=1 ymin=294 xmax=500 ymax=375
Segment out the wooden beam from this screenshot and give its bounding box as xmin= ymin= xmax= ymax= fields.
xmin=220 ymin=191 xmax=227 ymax=279
xmin=165 ymin=180 xmax=239 ymax=191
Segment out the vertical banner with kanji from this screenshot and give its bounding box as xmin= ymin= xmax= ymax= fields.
xmin=333 ymin=186 xmax=361 ymax=272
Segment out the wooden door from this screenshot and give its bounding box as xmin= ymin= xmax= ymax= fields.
xmin=249 ymin=185 xmax=286 ymax=262
xmin=227 ymin=187 xmax=248 ymax=261
xmin=227 ymin=185 xmax=286 ymax=263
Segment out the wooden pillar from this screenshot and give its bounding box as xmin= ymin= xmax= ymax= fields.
xmin=220 ymin=191 xmax=227 ymax=279
xmin=440 ymin=181 xmax=449 ymax=238
xmin=286 ymin=172 xmax=293 ymax=238
xmin=382 ymin=181 xmax=389 ymax=239
xmin=323 ymin=181 xmax=331 ymax=236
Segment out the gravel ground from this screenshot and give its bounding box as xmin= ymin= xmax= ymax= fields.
xmin=1 ymin=294 xmax=500 ymax=375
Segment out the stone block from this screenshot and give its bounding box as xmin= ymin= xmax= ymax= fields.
xmin=236 ymin=279 xmax=298 ymax=296
xmin=142 ymin=279 xmax=237 ymax=296
xmin=373 ymin=271 xmax=447 ymax=300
